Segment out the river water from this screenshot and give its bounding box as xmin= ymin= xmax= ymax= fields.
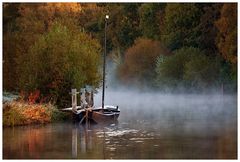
xmin=3 ymin=91 xmax=237 ymax=159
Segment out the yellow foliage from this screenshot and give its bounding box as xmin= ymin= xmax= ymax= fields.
xmin=45 ymin=3 xmax=82 ymax=15
xmin=3 ymin=101 xmax=55 ymax=126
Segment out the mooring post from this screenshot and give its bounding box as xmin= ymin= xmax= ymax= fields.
xmin=80 ymin=88 xmax=86 ymax=109
xmin=85 ymin=86 xmax=94 ymax=107
xmin=71 ymin=88 xmax=78 ymax=113
xmin=90 ymin=90 xmax=94 ymax=107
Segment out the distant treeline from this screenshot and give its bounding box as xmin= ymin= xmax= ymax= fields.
xmin=3 ymin=3 xmax=237 ymax=107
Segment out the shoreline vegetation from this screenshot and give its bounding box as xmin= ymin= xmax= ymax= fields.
xmin=3 ymin=100 xmax=68 ymax=127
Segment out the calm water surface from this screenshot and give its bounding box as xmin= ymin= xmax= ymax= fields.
xmin=3 ymin=93 xmax=237 ymax=159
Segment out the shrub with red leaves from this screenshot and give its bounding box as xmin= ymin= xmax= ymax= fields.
xmin=28 ymin=90 xmax=40 ymax=104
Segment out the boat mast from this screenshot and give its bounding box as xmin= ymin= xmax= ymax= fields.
xmin=102 ymin=15 xmax=109 ymax=109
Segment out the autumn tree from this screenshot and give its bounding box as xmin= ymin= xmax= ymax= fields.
xmin=119 ymin=38 xmax=170 ymax=86
xmin=215 ymin=3 xmax=237 ymax=65
xmin=15 ymin=3 xmax=82 ymax=49
xmin=214 ymin=3 xmax=237 ymax=92
xmin=78 ymin=4 xmax=105 ymax=37
xmin=3 ymin=3 xmax=82 ymax=92
xmin=17 ymin=22 xmax=102 ymax=107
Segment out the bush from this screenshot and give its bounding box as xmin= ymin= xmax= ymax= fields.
xmin=118 ymin=38 xmax=170 ymax=86
xmin=155 ymin=47 xmax=199 ymax=87
xmin=17 ymin=22 xmax=102 ymax=107
xmin=3 ymin=104 xmax=25 ymax=127
xmin=183 ymin=54 xmax=220 ymax=89
xmin=50 ymin=107 xmax=68 ymax=122
xmin=155 ymin=47 xmax=220 ymax=90
xmin=3 ymin=101 xmax=67 ymax=127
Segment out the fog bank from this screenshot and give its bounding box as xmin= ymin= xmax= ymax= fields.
xmin=93 ymin=62 xmax=237 ymax=136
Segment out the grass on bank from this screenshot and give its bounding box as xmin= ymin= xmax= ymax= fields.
xmin=3 ymin=101 xmax=67 ymax=127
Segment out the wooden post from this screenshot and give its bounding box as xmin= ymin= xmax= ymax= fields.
xmin=85 ymin=92 xmax=90 ymax=107
xmin=85 ymin=85 xmax=93 ymax=107
xmin=71 ymin=89 xmax=78 ymax=113
xmin=90 ymin=90 xmax=94 ymax=107
xmin=80 ymin=88 xmax=86 ymax=109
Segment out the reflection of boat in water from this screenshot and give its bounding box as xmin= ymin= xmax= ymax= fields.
xmin=71 ymin=123 xmax=114 ymax=159
xmin=62 ymin=15 xmax=120 ymax=124
xmin=72 ymin=124 xmax=93 ymax=158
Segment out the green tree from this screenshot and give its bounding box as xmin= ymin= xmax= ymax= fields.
xmin=3 ymin=32 xmax=19 ymax=91
xmin=3 ymin=3 xmax=20 ymax=33
xmin=197 ymin=4 xmax=223 ymax=55
xmin=78 ymin=3 xmax=142 ymax=52
xmin=139 ymin=3 xmax=165 ymax=40
xmin=18 ymin=22 xmax=101 ymax=107
xmin=106 ymin=3 xmax=141 ymax=50
xmin=161 ymin=3 xmax=202 ymax=50
xmin=219 ymin=60 xmax=237 ymax=92
xmin=3 ymin=3 xmax=21 ymax=91
xmin=155 ymin=47 xmax=209 ymax=88
xmin=183 ymin=54 xmax=220 ymax=89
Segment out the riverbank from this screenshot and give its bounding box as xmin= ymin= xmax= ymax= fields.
xmin=3 ymin=101 xmax=68 ymax=127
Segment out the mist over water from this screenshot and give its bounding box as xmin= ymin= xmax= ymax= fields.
xmin=95 ymin=87 xmax=236 ymax=134
xmin=92 ymin=75 xmax=237 ymax=158
xmin=94 ymin=62 xmax=237 ymax=137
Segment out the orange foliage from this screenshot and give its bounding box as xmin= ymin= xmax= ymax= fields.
xmin=22 ymin=105 xmax=51 ymax=124
xmin=28 ymin=90 xmax=40 ymax=104
xmin=215 ymin=4 xmax=237 ymax=64
xmin=19 ymin=90 xmax=47 ymax=104
xmin=119 ymin=38 xmax=171 ymax=84
xmin=3 ymin=101 xmax=53 ymax=126
xmin=46 ymin=3 xmax=82 ymax=13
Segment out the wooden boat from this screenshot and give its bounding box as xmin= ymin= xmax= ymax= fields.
xmin=72 ymin=106 xmax=120 ymax=124
xmin=62 ymin=89 xmax=120 ymax=124
xmin=62 ymin=15 xmax=120 ymax=124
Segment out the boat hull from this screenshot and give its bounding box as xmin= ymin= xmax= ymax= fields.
xmin=73 ymin=107 xmax=120 ymax=124
xmin=91 ymin=111 xmax=120 ymax=124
